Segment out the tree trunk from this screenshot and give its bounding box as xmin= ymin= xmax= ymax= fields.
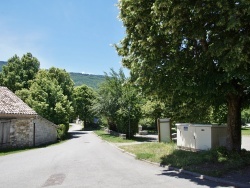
xmin=226 ymin=94 xmax=242 ymax=152
xmin=155 ymin=118 xmax=158 ymax=131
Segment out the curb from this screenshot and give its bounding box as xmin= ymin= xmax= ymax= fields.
xmin=118 ymin=146 xmax=249 ymax=188
xmin=92 ymin=132 xmax=249 ymax=188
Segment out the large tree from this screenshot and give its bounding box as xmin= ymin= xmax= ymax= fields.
xmin=116 ymin=0 xmax=250 ymax=151
xmin=94 ymin=69 xmax=141 ymax=138
xmin=17 ymin=68 xmax=73 ymax=138
xmin=73 ymin=85 xmax=96 ymax=127
xmin=0 ymin=53 xmax=40 ymax=92
xmin=48 ymin=67 xmax=75 ymax=102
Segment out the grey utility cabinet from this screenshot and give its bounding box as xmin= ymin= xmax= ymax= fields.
xmin=176 ymin=123 xmax=227 ymax=151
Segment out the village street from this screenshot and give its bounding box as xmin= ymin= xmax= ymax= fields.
xmin=0 ymin=124 xmax=235 ymax=188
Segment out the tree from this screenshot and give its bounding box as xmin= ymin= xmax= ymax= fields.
xmin=116 ymin=0 xmax=250 ymax=151
xmin=73 ymin=85 xmax=96 ymax=127
xmin=0 ymin=53 xmax=40 ymax=92
xmin=117 ymin=81 xmax=142 ymax=138
xmin=140 ymin=97 xmax=165 ymax=129
xmin=17 ymin=69 xmax=73 ymax=138
xmin=94 ymin=69 xmax=141 ymax=138
xmin=48 ymin=67 xmax=74 ymax=101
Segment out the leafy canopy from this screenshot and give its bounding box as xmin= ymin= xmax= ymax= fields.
xmin=0 ymin=53 xmax=40 ymax=92
xmin=73 ymin=85 xmax=96 ymax=126
xmin=116 ymin=0 xmax=250 ymax=150
xmin=94 ymin=69 xmax=141 ymax=137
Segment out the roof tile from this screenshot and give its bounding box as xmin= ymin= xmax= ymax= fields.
xmin=0 ymin=86 xmax=37 ymax=115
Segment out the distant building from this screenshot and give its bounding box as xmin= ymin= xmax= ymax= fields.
xmin=0 ymin=86 xmax=57 ymax=148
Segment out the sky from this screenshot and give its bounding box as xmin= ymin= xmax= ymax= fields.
xmin=0 ymin=0 xmax=128 ymax=75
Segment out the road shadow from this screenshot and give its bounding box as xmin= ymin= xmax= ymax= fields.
xmin=132 ymin=136 xmax=158 ymax=142
xmin=158 ymin=169 xmax=233 ymax=187
xmin=67 ymin=131 xmax=87 ymax=139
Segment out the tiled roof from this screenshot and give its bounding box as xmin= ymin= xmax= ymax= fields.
xmin=0 ymin=86 xmax=37 ymax=116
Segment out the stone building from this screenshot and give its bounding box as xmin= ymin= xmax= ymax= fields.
xmin=0 ymin=86 xmax=58 ymax=148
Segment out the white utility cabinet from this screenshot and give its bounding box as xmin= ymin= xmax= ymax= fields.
xmin=176 ymin=123 xmax=227 ymax=151
xmin=158 ymin=118 xmax=171 ymax=143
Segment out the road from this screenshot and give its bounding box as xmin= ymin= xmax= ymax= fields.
xmin=0 ymin=124 xmax=231 ymax=188
xmin=242 ymin=136 xmax=250 ymax=150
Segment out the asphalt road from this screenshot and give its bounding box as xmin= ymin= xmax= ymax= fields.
xmin=0 ymin=124 xmax=232 ymax=188
xmin=242 ymin=136 xmax=250 ymax=150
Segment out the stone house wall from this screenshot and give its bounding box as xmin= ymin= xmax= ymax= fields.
xmin=0 ymin=118 xmax=34 ymax=148
xmin=33 ymin=116 xmax=57 ymax=146
xmin=0 ymin=116 xmax=57 ymax=149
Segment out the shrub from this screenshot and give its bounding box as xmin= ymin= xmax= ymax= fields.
xmin=57 ymin=124 xmax=68 ymax=140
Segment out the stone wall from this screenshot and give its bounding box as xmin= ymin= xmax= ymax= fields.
xmin=0 ymin=116 xmax=57 ymax=149
xmin=0 ymin=118 xmax=34 ymax=148
xmin=33 ymin=116 xmax=58 ymax=146
xmin=12 ymin=118 xmax=34 ymax=147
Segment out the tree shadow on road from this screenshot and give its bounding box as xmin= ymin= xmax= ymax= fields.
xmin=157 ymin=169 xmax=233 ymax=188
xmin=67 ymin=131 xmax=87 ymax=139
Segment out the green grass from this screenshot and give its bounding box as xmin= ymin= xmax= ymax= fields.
xmin=242 ymin=127 xmax=250 ymax=136
xmin=94 ymin=130 xmax=151 ymax=143
xmin=0 ymin=134 xmax=72 ymax=157
xmin=121 ymin=142 xmax=176 ymax=163
xmin=0 ymin=147 xmax=34 ymax=156
xmin=120 ymin=143 xmax=250 ymax=177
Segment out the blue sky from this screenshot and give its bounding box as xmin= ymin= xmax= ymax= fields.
xmin=0 ymin=0 xmax=127 ymax=75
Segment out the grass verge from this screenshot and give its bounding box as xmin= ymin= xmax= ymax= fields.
xmin=242 ymin=127 xmax=250 ymax=136
xmin=0 ymin=137 xmax=68 ymax=157
xmin=0 ymin=144 xmax=57 ymax=157
xmin=120 ymin=143 xmax=250 ymax=177
xmin=94 ymin=130 xmax=151 ymax=143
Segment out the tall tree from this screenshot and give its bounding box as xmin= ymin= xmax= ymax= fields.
xmin=17 ymin=69 xmax=73 ymax=138
xmin=94 ymin=69 xmax=141 ymax=138
xmin=48 ymin=67 xmax=74 ymax=101
xmin=0 ymin=53 xmax=40 ymax=92
xmin=116 ymin=0 xmax=250 ymax=151
xmin=73 ymin=85 xmax=96 ymax=127
xmin=94 ymin=69 xmax=125 ymax=131
xmin=24 ymin=70 xmax=73 ymax=125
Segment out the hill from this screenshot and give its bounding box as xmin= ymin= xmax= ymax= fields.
xmin=69 ymin=72 xmax=105 ymax=89
xmin=0 ymin=61 xmax=7 ymax=71
xmin=0 ymin=62 xmax=105 ymax=89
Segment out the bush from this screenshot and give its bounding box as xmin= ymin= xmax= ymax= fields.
xmin=116 ymin=110 xmax=139 ymax=138
xmin=57 ymin=124 xmax=68 ymax=140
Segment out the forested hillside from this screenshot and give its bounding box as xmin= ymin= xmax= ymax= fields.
xmin=0 ymin=61 xmax=7 ymax=71
xmin=0 ymin=61 xmax=104 ymax=89
xmin=69 ymin=72 xmax=105 ymax=89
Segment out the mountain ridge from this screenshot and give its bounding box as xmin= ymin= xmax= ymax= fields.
xmin=0 ymin=61 xmax=105 ymax=89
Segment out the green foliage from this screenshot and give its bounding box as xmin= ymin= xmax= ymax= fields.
xmin=73 ymin=85 xmax=96 ymax=127
xmin=94 ymin=69 xmax=125 ymax=130
xmin=57 ymin=124 xmax=68 ymax=140
xmin=94 ymin=69 xmax=142 ymax=137
xmin=18 ymin=68 xmax=73 ymax=132
xmin=0 ymin=61 xmax=7 ymax=72
xmin=69 ymin=72 xmax=105 ymax=89
xmin=242 ymin=109 xmax=250 ymax=124
xmin=117 ymin=0 xmax=250 ymax=150
xmin=48 ymin=67 xmax=75 ymax=101
xmin=0 ymin=53 xmax=40 ymax=92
